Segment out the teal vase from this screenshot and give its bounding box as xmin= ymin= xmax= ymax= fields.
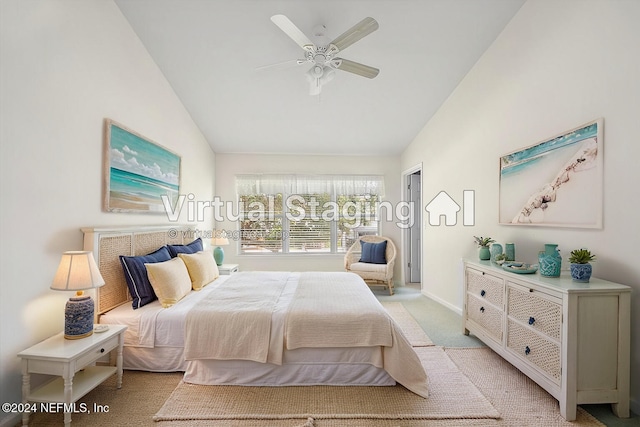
xmin=538 ymin=244 xmax=561 ymax=277
xmin=490 ymin=243 xmax=503 ymax=263
xmin=213 ymin=246 xmax=225 ymax=266
xmin=505 ymin=243 xmax=515 ymax=261
xmin=479 ymin=247 xmax=491 ymax=260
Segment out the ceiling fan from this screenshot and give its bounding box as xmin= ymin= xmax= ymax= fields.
xmin=269 ymin=14 xmax=380 ymax=95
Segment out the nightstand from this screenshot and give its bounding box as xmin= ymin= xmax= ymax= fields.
xmin=218 ymin=263 xmax=239 ymax=275
xmin=17 ymin=324 xmax=126 ymax=426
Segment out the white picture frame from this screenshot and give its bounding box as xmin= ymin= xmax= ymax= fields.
xmin=499 ymin=118 xmax=603 ymax=228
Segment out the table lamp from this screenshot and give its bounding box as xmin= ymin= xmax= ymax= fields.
xmin=50 ymin=251 xmax=105 ymax=339
xmin=211 ymin=237 xmax=229 ymax=266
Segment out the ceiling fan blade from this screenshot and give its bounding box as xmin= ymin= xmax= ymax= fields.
xmin=271 ymin=15 xmax=314 ymax=51
xmin=333 ymin=58 xmax=379 ymax=79
xmin=330 ymin=17 xmax=379 ymax=52
xmin=256 ymin=59 xmax=305 ymax=71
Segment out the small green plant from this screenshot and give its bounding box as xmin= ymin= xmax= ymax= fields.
xmin=474 ymin=236 xmax=495 ymax=248
xmin=568 ymin=249 xmax=596 ymax=264
xmin=495 ymin=253 xmax=507 ymax=261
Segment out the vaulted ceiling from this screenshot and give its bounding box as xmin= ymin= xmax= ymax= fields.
xmin=115 ymin=0 xmax=525 ymax=155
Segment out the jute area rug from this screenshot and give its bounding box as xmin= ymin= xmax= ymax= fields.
xmin=381 ymin=302 xmax=434 ymax=347
xmin=154 ymin=302 xmax=454 ymax=425
xmin=444 ymin=347 xmax=605 ymax=427
xmin=153 ymin=346 xmax=499 ymax=424
xmin=154 ymin=347 xmax=607 ymax=427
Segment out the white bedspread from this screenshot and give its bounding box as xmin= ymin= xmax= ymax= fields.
xmin=184 ymin=271 xmax=290 ymax=363
xmin=101 ymin=271 xmax=429 ymax=398
xmin=285 ymin=272 xmax=393 ymax=349
xmin=100 ymin=276 xmax=230 ymax=348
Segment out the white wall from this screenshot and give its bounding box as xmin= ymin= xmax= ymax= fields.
xmin=214 ymin=153 xmax=405 ymax=280
xmin=401 ymin=0 xmax=639 ymax=413
xmin=0 ymin=1 xmax=215 ymax=424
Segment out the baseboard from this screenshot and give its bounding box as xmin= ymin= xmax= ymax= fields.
xmin=421 ymin=289 xmax=462 ymax=316
xmin=630 ymin=396 xmax=639 ymax=417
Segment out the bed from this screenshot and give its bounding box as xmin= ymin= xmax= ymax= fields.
xmin=83 ymin=225 xmax=428 ymax=398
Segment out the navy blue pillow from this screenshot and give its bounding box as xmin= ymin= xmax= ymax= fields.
xmin=167 ymin=238 xmax=203 ymax=257
xmin=359 ymin=240 xmax=388 ymax=264
xmin=120 ymin=246 xmax=171 ymax=309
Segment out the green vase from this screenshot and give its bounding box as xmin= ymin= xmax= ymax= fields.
xmin=213 ymin=246 xmax=225 ymax=266
xmin=490 ymin=243 xmax=503 ymax=263
xmin=505 ymin=243 xmax=515 ymax=261
xmin=479 ymin=247 xmax=490 ymax=260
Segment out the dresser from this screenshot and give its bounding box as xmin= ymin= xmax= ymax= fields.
xmin=462 ymin=259 xmax=630 ymax=421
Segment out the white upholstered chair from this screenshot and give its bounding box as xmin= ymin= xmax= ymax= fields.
xmin=344 ymin=235 xmax=396 ymax=295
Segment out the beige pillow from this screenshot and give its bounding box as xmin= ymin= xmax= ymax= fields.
xmin=145 ymin=257 xmax=192 ymax=308
xmin=178 ymin=251 xmax=220 ymax=290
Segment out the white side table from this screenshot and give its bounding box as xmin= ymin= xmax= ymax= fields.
xmin=17 ymin=324 xmax=126 ymax=426
xmin=218 ymin=263 xmax=239 ymax=275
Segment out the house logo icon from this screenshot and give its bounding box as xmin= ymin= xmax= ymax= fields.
xmin=425 ymin=190 xmax=475 ymax=226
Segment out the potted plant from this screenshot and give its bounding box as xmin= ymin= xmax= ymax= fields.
xmin=474 ymin=236 xmax=495 ymax=261
xmin=494 ymin=253 xmax=507 ymax=265
xmin=568 ymin=249 xmax=595 ymax=282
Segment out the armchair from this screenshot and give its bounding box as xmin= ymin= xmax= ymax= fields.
xmin=344 ymin=235 xmax=396 ymax=295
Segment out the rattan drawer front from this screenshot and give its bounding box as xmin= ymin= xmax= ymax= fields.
xmin=466 ymin=268 xmax=504 ymax=307
xmin=507 ymin=319 xmax=561 ymax=385
xmin=467 ymin=294 xmax=503 ymax=342
xmin=507 ymin=283 xmax=562 ymax=340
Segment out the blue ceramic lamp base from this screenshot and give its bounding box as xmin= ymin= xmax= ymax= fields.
xmin=64 ymin=295 xmax=95 ymax=340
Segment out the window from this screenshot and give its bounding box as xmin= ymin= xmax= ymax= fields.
xmin=236 ymin=175 xmax=384 ymax=254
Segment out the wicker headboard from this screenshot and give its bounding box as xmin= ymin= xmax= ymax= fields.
xmin=82 ymin=225 xmax=194 ymax=315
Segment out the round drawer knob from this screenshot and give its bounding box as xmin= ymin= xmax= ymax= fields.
xmin=528 ymin=317 xmax=535 ymax=325
xmin=480 ymin=290 xmax=486 ymax=297
xmin=100 ymin=348 xmax=105 ymax=353
xmin=480 ymin=306 xmax=485 ymax=313
xmin=525 ymin=346 xmax=531 ymax=355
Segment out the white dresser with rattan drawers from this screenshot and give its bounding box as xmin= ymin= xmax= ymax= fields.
xmin=462 ymin=259 xmax=631 ymax=421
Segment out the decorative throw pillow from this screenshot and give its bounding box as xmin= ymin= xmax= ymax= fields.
xmin=359 ymin=240 xmax=388 ymax=264
xmin=120 ymin=246 xmax=171 ymax=309
xmin=145 ymin=257 xmax=193 ymax=308
xmin=167 ymin=238 xmax=203 ymax=257
xmin=178 ymin=251 xmax=220 ymax=290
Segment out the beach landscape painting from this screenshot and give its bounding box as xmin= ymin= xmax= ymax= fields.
xmin=104 ymin=119 xmax=180 ymax=213
xmin=499 ymin=118 xmax=603 ymax=228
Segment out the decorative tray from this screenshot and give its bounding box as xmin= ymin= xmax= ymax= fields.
xmin=502 ymin=262 xmax=538 ymax=274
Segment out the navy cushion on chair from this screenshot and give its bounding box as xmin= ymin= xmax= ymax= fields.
xmin=120 ymin=246 xmax=172 ymax=309
xmin=359 ymin=240 xmax=387 ymax=264
xmin=167 ymin=238 xmax=203 ymax=257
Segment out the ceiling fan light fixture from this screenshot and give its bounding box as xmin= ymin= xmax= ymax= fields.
xmin=306 ymin=65 xmax=336 ymax=95
xmin=319 ymin=67 xmax=335 ymax=85
xmin=270 ymin=14 xmax=379 ymax=95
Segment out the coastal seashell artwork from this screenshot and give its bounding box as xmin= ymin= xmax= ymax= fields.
xmin=499 ymin=119 xmax=603 ymax=228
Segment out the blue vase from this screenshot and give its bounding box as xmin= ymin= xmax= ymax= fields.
xmin=505 ymin=243 xmax=515 ymax=261
xmin=571 ymin=263 xmax=592 ymax=282
xmin=490 ymin=243 xmax=503 ymax=263
xmin=538 ymin=244 xmax=562 ymax=277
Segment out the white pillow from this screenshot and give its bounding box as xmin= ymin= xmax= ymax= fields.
xmin=178 ymin=251 xmax=219 ymax=290
xmin=145 ymin=257 xmax=192 ymax=308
